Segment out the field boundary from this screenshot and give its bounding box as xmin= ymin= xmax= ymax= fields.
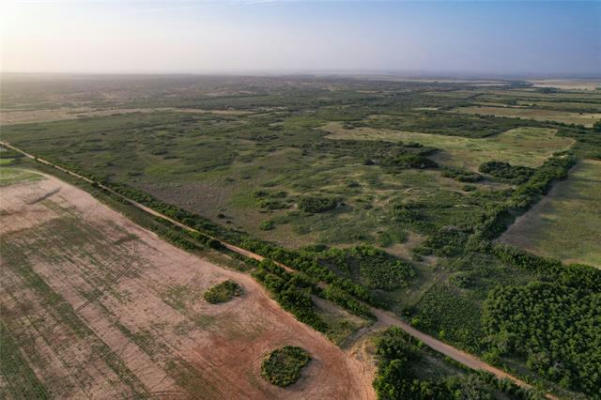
xmin=0 ymin=140 xmax=557 ymax=399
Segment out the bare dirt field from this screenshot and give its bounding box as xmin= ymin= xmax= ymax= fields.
xmin=499 ymin=159 xmax=601 ymax=268
xmin=0 ymin=169 xmax=375 ymax=399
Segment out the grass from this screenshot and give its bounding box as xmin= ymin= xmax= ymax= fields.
xmin=261 ymin=346 xmax=311 ymax=387
xmin=323 ymin=122 xmax=574 ymax=170
xmin=0 ymin=322 xmax=50 ymax=400
xmin=203 ymin=280 xmax=243 ymax=304
xmin=500 ymin=159 xmax=601 ymax=268
xmin=0 ymin=166 xmax=42 ymax=186
xmin=453 ymin=105 xmax=601 ymax=127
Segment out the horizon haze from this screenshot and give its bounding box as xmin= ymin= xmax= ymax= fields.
xmin=1 ymin=1 xmax=600 ymax=77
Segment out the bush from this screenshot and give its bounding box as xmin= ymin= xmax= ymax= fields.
xmin=203 ymin=280 xmax=243 ymax=304
xmin=259 ymin=220 xmax=275 ymax=231
xmin=261 ymin=346 xmax=311 ymax=387
xmin=298 ymin=196 xmax=339 ymax=213
xmin=441 ymin=167 xmax=483 ymax=183
xmin=383 ymin=154 xmax=438 ymax=169
xmin=479 ymin=161 xmax=534 ymax=184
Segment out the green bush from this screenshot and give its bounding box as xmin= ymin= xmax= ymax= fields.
xmin=203 ymin=280 xmax=243 ymax=304
xmin=441 ymin=167 xmax=483 ymax=183
xmin=479 ymin=161 xmax=534 ymax=184
xmin=298 ymin=196 xmax=339 ymax=213
xmin=261 ymin=346 xmax=311 ymax=387
xmin=259 ymin=220 xmax=275 ymax=231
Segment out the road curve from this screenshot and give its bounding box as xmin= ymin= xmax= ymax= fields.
xmin=1 ymin=140 xmax=557 ymax=399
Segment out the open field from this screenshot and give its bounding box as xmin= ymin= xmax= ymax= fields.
xmin=500 ymin=159 xmax=601 ymax=268
xmin=323 ymin=121 xmax=574 ymax=170
xmin=528 ymin=79 xmax=601 ymax=91
xmin=452 ymin=105 xmax=601 ymax=127
xmin=0 ymin=168 xmax=374 ymax=399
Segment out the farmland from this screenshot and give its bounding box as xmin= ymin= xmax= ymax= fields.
xmin=0 ymin=167 xmax=373 ymax=399
xmin=1 ymin=75 xmax=600 ymax=399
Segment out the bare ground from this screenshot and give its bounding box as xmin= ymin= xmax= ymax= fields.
xmin=0 ymin=172 xmax=375 ymax=400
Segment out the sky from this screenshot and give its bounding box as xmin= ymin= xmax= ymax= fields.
xmin=1 ymin=1 xmax=600 ymax=77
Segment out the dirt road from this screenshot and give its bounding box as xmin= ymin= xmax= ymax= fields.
xmin=1 ymin=140 xmax=555 ymax=399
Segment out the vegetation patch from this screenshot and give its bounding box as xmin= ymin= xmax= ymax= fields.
xmin=298 ymin=196 xmax=340 ymax=213
xmin=203 ymin=280 xmax=243 ymax=304
xmin=373 ymin=327 xmax=540 ymax=400
xmin=479 ymin=161 xmax=534 ymax=184
xmin=261 ymin=346 xmax=311 ymax=387
xmin=316 ymin=245 xmax=415 ymax=291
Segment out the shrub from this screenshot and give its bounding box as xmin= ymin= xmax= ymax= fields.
xmin=441 ymin=167 xmax=483 ymax=183
xmin=261 ymin=346 xmax=311 ymax=387
xmin=479 ymin=161 xmax=534 ymax=184
xmin=298 ymin=196 xmax=339 ymax=213
xmin=203 ymin=280 xmax=243 ymax=304
xmin=383 ymin=154 xmax=438 ymax=169
xmin=259 ymin=220 xmax=275 ymax=231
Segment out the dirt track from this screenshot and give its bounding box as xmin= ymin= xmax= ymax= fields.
xmin=1 ymin=141 xmax=555 ymax=399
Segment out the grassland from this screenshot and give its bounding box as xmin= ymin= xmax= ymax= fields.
xmin=500 ymin=159 xmax=601 ymax=268
xmin=453 ymin=105 xmax=601 ymax=127
xmin=323 ymin=122 xmax=574 ymax=170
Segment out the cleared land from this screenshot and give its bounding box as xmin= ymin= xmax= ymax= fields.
xmin=452 ymin=105 xmax=601 ymax=127
xmin=0 ymin=169 xmax=374 ymax=399
xmin=500 ymin=159 xmax=601 ymax=268
xmin=323 ymin=121 xmax=574 ymax=170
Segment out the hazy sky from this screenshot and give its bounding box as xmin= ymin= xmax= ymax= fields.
xmin=1 ymin=1 xmax=600 ymax=76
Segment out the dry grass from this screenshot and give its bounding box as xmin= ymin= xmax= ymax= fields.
xmin=499 ymin=160 xmax=601 ymax=268
xmin=452 ymin=105 xmax=601 ymax=127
